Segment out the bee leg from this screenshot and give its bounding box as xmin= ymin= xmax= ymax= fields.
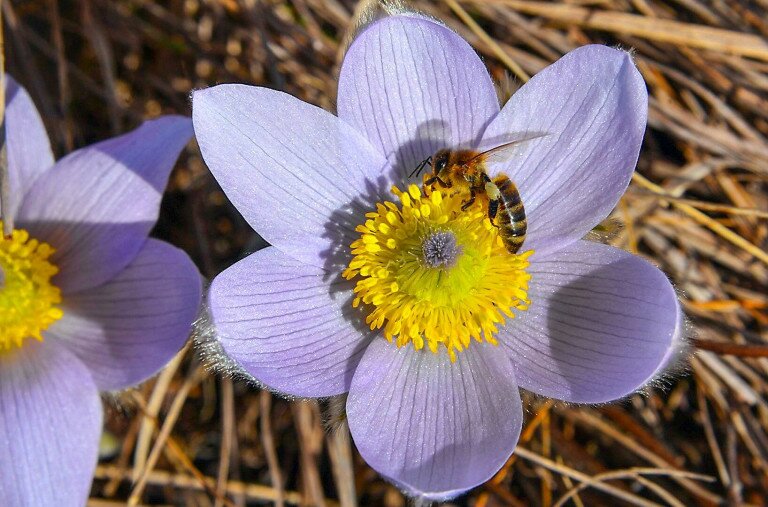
xmin=488 ymin=199 xmax=500 ymax=227
xmin=461 ymin=189 xmax=476 ymax=211
xmin=426 ymin=176 xmax=451 ymax=188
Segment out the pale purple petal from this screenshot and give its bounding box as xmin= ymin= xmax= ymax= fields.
xmin=4 ymin=75 xmax=55 ymax=220
xmin=0 ymin=340 xmax=102 ymax=506
xmin=47 ymin=239 xmax=202 ymax=391
xmin=499 ymin=240 xmax=681 ymax=403
xmin=16 ymin=116 xmax=193 ymax=294
xmin=338 ymin=15 xmax=500 ymax=179
xmin=193 ymin=85 xmax=389 ymax=271
xmin=481 ymin=45 xmax=647 ymax=256
xmin=209 ymin=247 xmax=376 ymax=397
xmin=347 ymin=340 xmax=523 ymax=500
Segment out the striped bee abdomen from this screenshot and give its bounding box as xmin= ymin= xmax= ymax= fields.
xmin=492 ymin=174 xmax=527 ymax=254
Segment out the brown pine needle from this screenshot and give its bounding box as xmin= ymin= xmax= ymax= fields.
xmin=446 ymin=0 xmax=530 ymax=82
xmin=632 ymin=172 xmax=768 ymax=266
xmin=472 ymin=0 xmax=768 ymax=61
xmin=694 ymin=339 xmax=768 ymax=358
xmin=553 ymin=467 xmax=714 ymax=507
xmin=514 ymin=447 xmax=661 ymax=507
xmin=627 ymin=190 xmax=768 ymax=219
xmin=129 ymin=365 xmax=206 ymax=504
xmin=94 ymin=465 xmax=324 ymax=506
xmin=694 ymin=298 xmax=767 ymax=312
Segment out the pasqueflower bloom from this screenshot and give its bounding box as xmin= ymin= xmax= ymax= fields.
xmin=193 ymin=14 xmax=682 ymax=499
xmin=0 ymin=77 xmax=202 ymax=505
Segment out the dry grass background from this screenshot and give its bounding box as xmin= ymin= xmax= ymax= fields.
xmin=6 ymin=0 xmax=768 ymax=505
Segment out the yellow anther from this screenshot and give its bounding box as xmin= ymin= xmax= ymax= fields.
xmin=0 ymin=223 xmax=63 ymax=352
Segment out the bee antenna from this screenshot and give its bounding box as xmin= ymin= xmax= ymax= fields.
xmin=409 ymin=156 xmax=432 ymax=178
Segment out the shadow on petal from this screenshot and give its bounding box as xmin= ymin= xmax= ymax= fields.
xmin=318 ymin=118 xmax=456 ymax=277
xmin=391 ymin=119 xmax=452 ymax=182
xmin=19 ymin=220 xmax=157 ymax=296
xmin=319 ymin=175 xmax=390 ymax=278
xmin=50 ymin=238 xmax=201 ymax=391
xmin=544 ymin=260 xmax=678 ymax=403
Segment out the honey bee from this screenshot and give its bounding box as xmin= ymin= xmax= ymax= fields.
xmin=412 ymin=138 xmax=542 ymax=254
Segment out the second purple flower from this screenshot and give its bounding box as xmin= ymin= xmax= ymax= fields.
xmin=0 ymin=77 xmax=202 ymax=505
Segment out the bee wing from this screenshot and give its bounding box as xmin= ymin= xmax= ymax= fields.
xmin=473 ymin=132 xmax=549 ymax=166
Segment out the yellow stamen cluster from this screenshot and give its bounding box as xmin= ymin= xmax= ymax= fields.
xmin=343 ymin=184 xmax=532 ymax=361
xmin=0 ymin=225 xmax=63 ymax=351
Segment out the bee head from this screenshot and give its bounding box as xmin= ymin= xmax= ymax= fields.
xmin=433 ymin=149 xmax=450 ymax=177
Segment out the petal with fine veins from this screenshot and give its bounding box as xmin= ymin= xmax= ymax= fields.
xmin=347 ymin=340 xmax=523 ymax=500
xmin=193 ymin=85 xmax=390 ymax=271
xmin=17 ymin=116 xmax=193 ymax=294
xmin=48 ymin=239 xmax=202 ymax=391
xmin=210 ymin=247 xmax=376 ymax=397
xmin=482 ymin=45 xmax=647 ymax=257
xmin=0 ymin=341 xmax=102 ymax=506
xmin=498 ymin=240 xmax=682 ymax=403
xmin=4 ymin=75 xmax=55 ymax=221
xmin=338 ymin=15 xmax=500 ymax=180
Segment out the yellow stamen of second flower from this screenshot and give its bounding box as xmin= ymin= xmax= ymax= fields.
xmin=342 ymin=184 xmax=532 ymax=361
xmin=0 ymin=224 xmax=63 ymax=352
